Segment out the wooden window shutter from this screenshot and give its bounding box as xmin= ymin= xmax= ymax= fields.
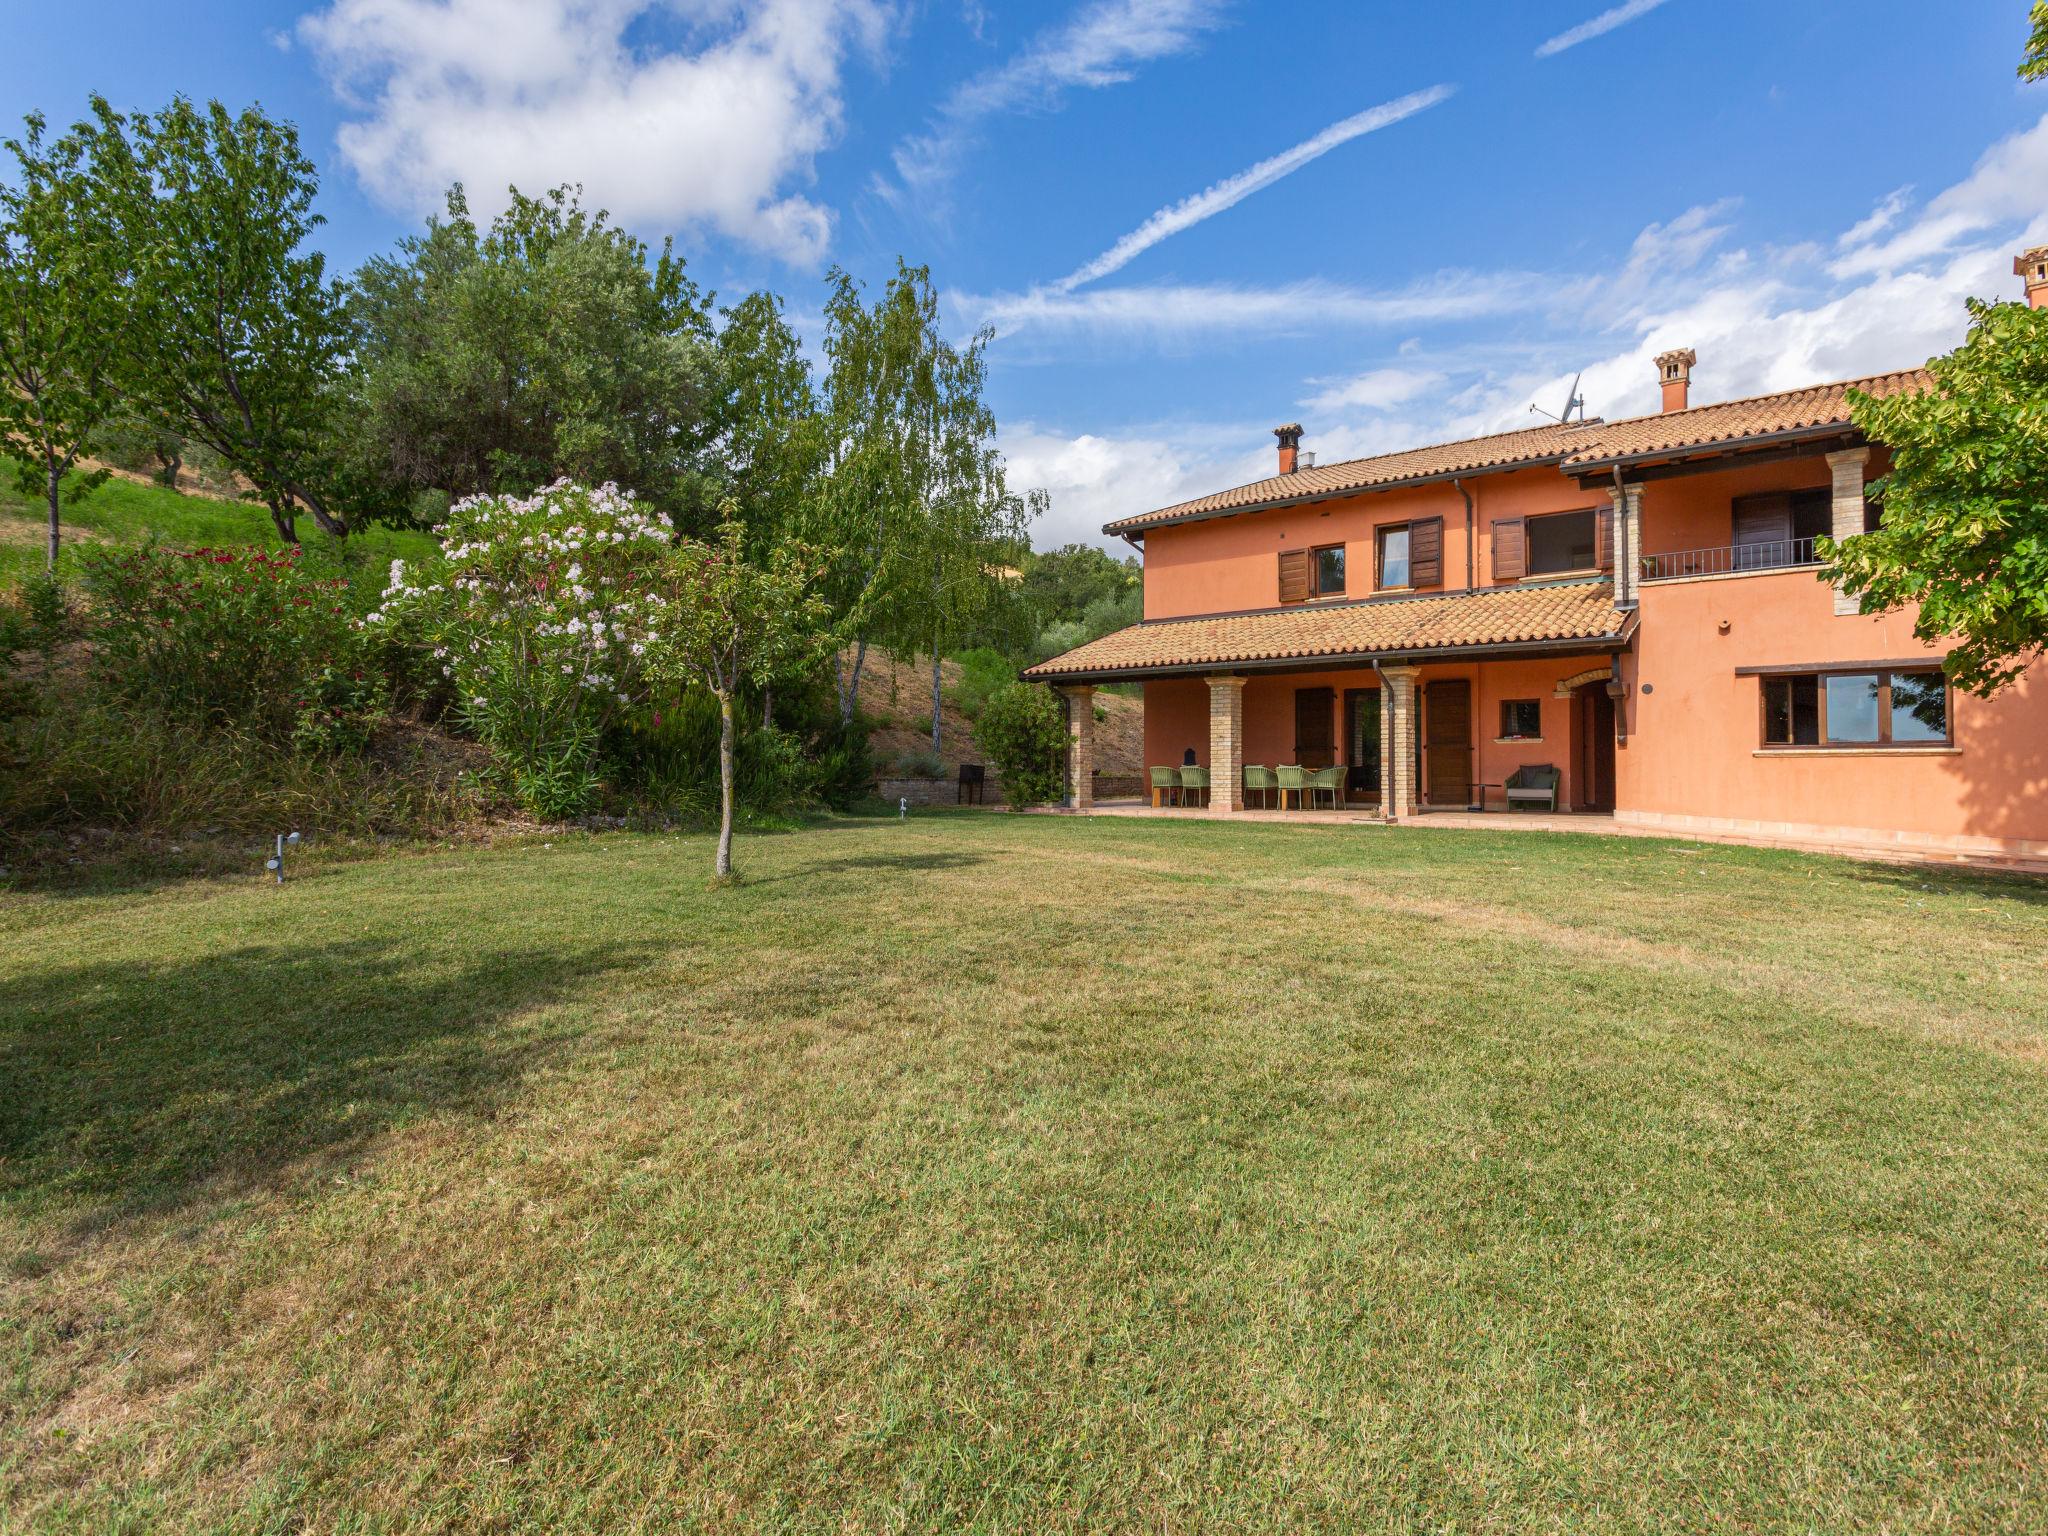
xmin=1277 ymin=548 xmax=1311 ymax=604
xmin=1410 ymin=517 xmax=1444 ymax=588
xmin=1732 ymin=492 xmax=1792 ymax=547
xmin=1595 ymin=505 xmax=1615 ymax=572
xmin=1493 ymin=518 xmax=1526 ymax=581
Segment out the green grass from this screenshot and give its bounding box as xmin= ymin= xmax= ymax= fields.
xmin=4 ymin=816 xmax=2047 ymax=1531
xmin=0 ymin=471 xmax=438 ymax=589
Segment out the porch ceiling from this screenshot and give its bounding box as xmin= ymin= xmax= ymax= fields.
xmin=1023 ymin=578 xmax=1631 ymax=684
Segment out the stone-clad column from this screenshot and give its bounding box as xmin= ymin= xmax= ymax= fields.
xmin=1609 ymin=482 xmax=1643 ymax=608
xmin=1207 ymin=675 xmax=1246 ymax=812
xmin=1059 ymin=685 xmax=1095 ymax=809
xmin=1378 ymin=666 xmax=1420 ymax=820
xmin=1826 ymin=447 xmax=1871 ymax=616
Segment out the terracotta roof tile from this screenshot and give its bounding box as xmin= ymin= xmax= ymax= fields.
xmin=1023 ymin=579 xmax=1626 ymax=681
xmin=1103 ymin=369 xmax=1933 ymax=536
xmin=1557 ymin=369 xmax=1931 ymax=469
xmin=1101 ymin=422 xmax=1601 ymax=535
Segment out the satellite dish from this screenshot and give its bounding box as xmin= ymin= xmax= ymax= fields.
xmin=1528 ymin=371 xmax=1587 ymax=424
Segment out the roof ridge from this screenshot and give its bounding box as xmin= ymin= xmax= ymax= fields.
xmin=1594 ymin=366 xmax=1932 ymax=429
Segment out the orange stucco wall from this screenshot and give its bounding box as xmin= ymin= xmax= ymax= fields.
xmin=1634 ymin=451 xmax=1891 ymax=560
xmin=1621 ymin=570 xmax=2048 ymax=847
xmin=1139 ymin=467 xmax=1610 ymax=620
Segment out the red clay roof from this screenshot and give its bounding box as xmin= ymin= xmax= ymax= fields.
xmin=1103 ymin=422 xmax=1600 ymax=535
xmin=1103 ymin=368 xmax=1933 ymax=536
xmin=1022 ymin=579 xmax=1627 ymax=681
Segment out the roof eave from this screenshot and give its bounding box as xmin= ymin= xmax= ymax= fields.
xmin=1563 ymin=422 xmax=1870 ymax=478
xmin=1023 ymin=627 xmax=1633 ymax=686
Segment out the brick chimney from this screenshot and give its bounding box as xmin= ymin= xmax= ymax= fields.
xmin=1273 ymin=422 xmax=1303 ymax=475
xmin=1654 ymin=349 xmax=1696 ymax=413
xmin=2017 ymin=246 xmax=2048 ymax=309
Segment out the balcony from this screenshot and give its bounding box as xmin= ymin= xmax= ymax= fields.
xmin=1641 ymin=536 xmax=1821 ymax=582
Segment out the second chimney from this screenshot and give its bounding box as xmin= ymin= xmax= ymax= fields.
xmin=1273 ymin=422 xmax=1303 ymax=475
xmin=2017 ymin=246 xmax=2048 ymax=309
xmin=1654 ymin=348 xmax=1697 ymax=413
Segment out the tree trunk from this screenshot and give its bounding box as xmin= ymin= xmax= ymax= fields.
xmin=267 ymin=496 xmax=298 ymax=544
xmin=287 ymin=482 xmax=350 ymax=539
xmin=762 ymin=683 xmax=773 ymax=732
xmin=44 ymin=455 xmax=61 ymax=572
xmin=837 ymin=637 xmax=870 ymax=725
xmin=715 ymin=689 xmax=736 ymax=879
xmin=930 ymin=649 xmax=943 ymax=756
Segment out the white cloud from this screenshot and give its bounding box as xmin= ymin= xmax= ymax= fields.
xmin=1838 ymin=186 xmax=1914 ymax=250
xmin=299 ymin=0 xmax=891 ymax=265
xmin=1830 ymin=114 xmax=2048 ymax=278
xmin=955 ymin=272 xmax=1535 ymax=341
xmin=1535 ymin=0 xmax=1672 ymax=58
xmin=1048 ymin=85 xmax=1454 ymax=291
xmin=1300 ymin=366 xmax=1447 ymax=414
xmin=884 ymin=0 xmax=1225 ymax=202
xmin=998 ymin=421 xmax=1265 ymax=549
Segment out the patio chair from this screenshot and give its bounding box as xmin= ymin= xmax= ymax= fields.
xmin=1503 ymin=763 xmax=1561 ymax=813
xmin=1243 ymin=764 xmax=1277 ymax=809
xmin=1309 ymin=765 xmax=1344 ymax=810
xmin=1149 ymin=766 xmax=1181 ymax=808
xmin=1275 ymin=764 xmax=1306 ymax=810
xmin=1179 ymin=764 xmax=1211 ymax=808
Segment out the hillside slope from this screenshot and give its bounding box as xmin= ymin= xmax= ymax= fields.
xmin=855 ymin=650 xmax=1141 ymax=778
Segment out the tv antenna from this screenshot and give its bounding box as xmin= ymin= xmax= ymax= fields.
xmin=1529 ymin=371 xmax=1586 ymax=424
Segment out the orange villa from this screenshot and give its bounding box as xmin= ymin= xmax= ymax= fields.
xmin=1022 ymin=247 xmax=2048 ymax=872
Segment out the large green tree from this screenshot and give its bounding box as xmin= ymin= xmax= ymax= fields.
xmin=810 ymin=261 xmax=1036 ymax=729
xmin=82 ymin=96 xmax=353 ymax=543
xmin=1827 ymin=299 xmax=2048 ymax=695
xmin=0 ymin=113 xmax=118 ymax=568
xmin=342 ymin=185 xmax=716 ymax=524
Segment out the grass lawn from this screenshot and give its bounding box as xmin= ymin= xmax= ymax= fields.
xmin=0 ymin=471 xmax=438 ymax=591
xmin=4 ymin=815 xmax=2047 ymax=1531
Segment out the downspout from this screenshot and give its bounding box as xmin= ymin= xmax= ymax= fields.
xmin=1453 ymin=477 xmax=1475 ymax=593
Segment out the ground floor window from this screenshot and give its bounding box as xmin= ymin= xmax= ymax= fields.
xmin=1760 ymin=668 xmax=1950 ymax=748
xmin=1499 ymin=699 xmax=1542 ymax=739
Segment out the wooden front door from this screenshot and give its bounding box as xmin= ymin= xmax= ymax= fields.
xmin=1295 ymin=687 xmax=1335 ymax=768
xmin=1577 ymin=683 xmax=1616 ymax=810
xmin=1423 ymin=680 xmax=1472 ymax=806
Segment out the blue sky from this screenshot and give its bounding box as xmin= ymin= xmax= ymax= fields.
xmin=6 ymin=1 xmax=2044 ymax=547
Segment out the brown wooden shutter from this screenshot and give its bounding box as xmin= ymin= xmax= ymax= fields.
xmin=1493 ymin=518 xmax=1526 ymax=581
xmin=1732 ymin=492 xmax=1792 ymax=547
xmin=1595 ymin=505 xmax=1615 ymax=572
xmin=1277 ymin=549 xmax=1311 ymax=604
xmin=1409 ymin=517 xmax=1444 ymax=588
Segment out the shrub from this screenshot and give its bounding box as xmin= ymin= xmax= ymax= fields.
xmin=611 ymin=690 xmax=829 ymax=818
xmin=77 ymin=542 xmax=372 ymax=744
xmin=950 ymin=646 xmax=1015 ymax=718
xmin=976 ymin=682 xmax=1067 ymax=808
xmin=891 ymin=748 xmax=943 ymax=779
xmin=369 ymin=480 xmax=671 ymax=817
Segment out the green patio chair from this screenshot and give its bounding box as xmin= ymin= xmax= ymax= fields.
xmin=1309 ymin=764 xmax=1344 ymax=810
xmin=1275 ymin=764 xmax=1306 ymax=810
xmin=1179 ymin=764 xmax=1211 ymax=807
xmin=1149 ymin=766 xmax=1181 ymax=808
xmin=1504 ymin=763 xmax=1561 ymax=813
xmin=1243 ymin=764 xmax=1277 ymax=809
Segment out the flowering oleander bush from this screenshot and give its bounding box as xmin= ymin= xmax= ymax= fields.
xmin=79 ymin=542 xmax=372 ymax=745
xmin=368 ymin=479 xmax=672 ymax=816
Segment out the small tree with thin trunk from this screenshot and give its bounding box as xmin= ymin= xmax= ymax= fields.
xmin=0 ymin=113 xmax=118 ymax=569
xmin=648 ymin=515 xmax=829 ymax=880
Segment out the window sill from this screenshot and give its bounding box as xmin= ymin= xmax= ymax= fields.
xmin=1494 ymin=736 xmax=1544 ymax=745
xmin=1753 ymin=746 xmax=1959 ymax=758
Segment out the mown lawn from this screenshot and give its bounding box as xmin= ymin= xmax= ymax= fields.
xmin=4 ymin=815 xmax=2046 ymax=1532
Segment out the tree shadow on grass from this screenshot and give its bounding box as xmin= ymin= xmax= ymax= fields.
xmin=808 ymin=851 xmax=989 ymax=874
xmin=1838 ymin=859 xmax=2048 ymax=907
xmin=0 ymin=933 xmax=650 ymax=1235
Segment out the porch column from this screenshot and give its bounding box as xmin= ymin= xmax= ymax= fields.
xmin=1378 ymin=665 xmax=1420 ymax=820
xmin=1826 ymin=446 xmax=1871 ymax=616
xmin=1207 ymin=675 xmax=1246 ymax=812
xmin=1608 ymin=482 xmax=1643 ymax=608
xmin=1059 ymin=685 xmax=1095 ymax=810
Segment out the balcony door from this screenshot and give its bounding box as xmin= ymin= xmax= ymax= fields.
xmin=1423 ymin=680 xmax=1472 ymax=806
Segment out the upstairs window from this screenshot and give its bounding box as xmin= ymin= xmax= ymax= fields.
xmin=1374 ymin=518 xmax=1442 ymax=590
xmin=1377 ymin=525 xmax=1410 ymax=589
xmin=1759 ymin=668 xmax=1950 ymax=748
xmin=1278 ymin=543 xmax=1347 ymax=604
xmin=1314 ymin=544 xmax=1346 ymax=597
xmin=1526 ymin=509 xmax=1598 ymax=576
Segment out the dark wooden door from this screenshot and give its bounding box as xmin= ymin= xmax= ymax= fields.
xmin=1578 ymin=685 xmax=1616 ymax=810
xmin=1423 ymin=680 xmax=1471 ymax=806
xmin=1344 ymin=688 xmax=1380 ymax=798
xmin=1294 ymin=687 xmax=1335 ymax=768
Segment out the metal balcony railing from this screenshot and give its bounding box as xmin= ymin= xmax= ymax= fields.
xmin=1640 ymin=536 xmax=1821 ymax=582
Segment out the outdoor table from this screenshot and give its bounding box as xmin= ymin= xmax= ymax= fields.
xmin=1469 ymin=783 xmax=1501 ymax=812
